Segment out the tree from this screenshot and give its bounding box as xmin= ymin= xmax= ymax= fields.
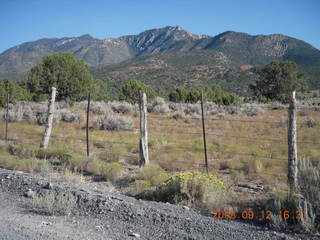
xmin=250 ymin=61 xmax=308 ymax=103
xmin=0 ymin=78 xmax=30 ymax=106
xmin=25 ymin=52 xmax=102 ymax=101
xmin=186 ymin=89 xmax=201 ymax=103
xmin=169 ymin=87 xmax=188 ymax=102
xmin=118 ymin=80 xmax=157 ymax=103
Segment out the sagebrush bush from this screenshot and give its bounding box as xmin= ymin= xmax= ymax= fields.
xmin=225 ymin=105 xmax=241 ymax=115
xmin=100 ymin=162 xmax=123 ymax=181
xmin=135 ymin=164 xmax=165 ymax=181
xmin=58 ymin=109 xmax=83 ymax=123
xmin=85 ymin=158 xmax=102 ymax=175
xmin=170 ymin=111 xmax=185 ymax=120
xmin=297 ymin=157 xmax=320 ymax=232
xmin=110 ymin=101 xmax=134 ymax=114
xmin=184 ymin=104 xmax=201 ymax=115
xmin=93 ymin=114 xmax=133 ymax=131
xmin=148 ymin=97 xmax=170 ymax=113
xmin=304 ymin=117 xmax=318 ymax=128
xmin=0 ymin=106 xmax=24 ymax=122
xmin=299 ymin=109 xmax=311 ymax=116
xmin=241 ymin=103 xmax=265 ymax=116
xmin=36 ymin=111 xmax=61 ymax=125
xmin=26 ymin=191 xmax=76 ymax=216
xmin=80 ymin=101 xmax=111 ymax=115
xmin=262 ymin=157 xmax=320 ymax=233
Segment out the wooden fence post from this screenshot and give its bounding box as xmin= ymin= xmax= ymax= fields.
xmin=200 ymin=92 xmax=209 ymax=173
xmin=5 ymin=92 xmax=9 ymax=141
xmin=288 ymin=91 xmax=298 ymax=194
xmin=40 ymin=87 xmax=57 ymax=149
xmin=139 ymin=91 xmax=149 ymax=167
xmin=86 ymin=93 xmax=91 ymax=158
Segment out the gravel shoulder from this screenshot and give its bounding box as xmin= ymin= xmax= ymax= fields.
xmin=0 ymin=168 xmax=319 ymax=240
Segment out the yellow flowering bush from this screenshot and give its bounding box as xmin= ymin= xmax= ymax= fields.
xmin=157 ymin=170 xmax=226 ymax=209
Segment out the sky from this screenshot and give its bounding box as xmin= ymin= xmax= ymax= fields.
xmin=1 ymin=0 xmax=319 ymax=53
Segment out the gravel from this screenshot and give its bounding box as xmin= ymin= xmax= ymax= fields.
xmin=0 ymin=168 xmax=319 ymax=240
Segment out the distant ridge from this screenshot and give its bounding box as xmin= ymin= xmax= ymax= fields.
xmin=1 ymin=26 xmax=319 ymax=90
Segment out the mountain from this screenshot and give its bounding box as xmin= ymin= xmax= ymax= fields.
xmin=1 ymin=26 xmax=320 ymax=91
xmin=92 ymin=50 xmax=258 ymax=97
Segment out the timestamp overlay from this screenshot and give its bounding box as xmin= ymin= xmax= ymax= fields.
xmin=210 ymin=209 xmax=309 ymax=221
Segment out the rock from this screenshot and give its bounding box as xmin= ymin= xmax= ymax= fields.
xmin=24 ymin=189 xmax=35 ymax=198
xmin=44 ymin=182 xmax=53 ymax=189
xmin=129 ymin=232 xmax=140 ymax=238
xmin=183 ymin=206 xmax=190 ymax=210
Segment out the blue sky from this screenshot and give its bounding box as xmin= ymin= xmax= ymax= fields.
xmin=1 ymin=0 xmax=319 ymax=53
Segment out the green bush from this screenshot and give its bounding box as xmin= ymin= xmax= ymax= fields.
xmin=118 ymin=80 xmax=157 ymax=104
xmin=0 ymin=78 xmax=31 ymax=106
xmin=168 ymin=84 xmax=240 ymax=105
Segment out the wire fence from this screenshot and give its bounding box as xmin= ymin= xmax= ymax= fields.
xmin=0 ymin=99 xmax=319 ymax=181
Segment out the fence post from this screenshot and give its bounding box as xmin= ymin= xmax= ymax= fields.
xmin=288 ymin=90 xmax=298 ymax=194
xmin=86 ymin=92 xmax=91 ymax=158
xmin=5 ymin=92 xmax=9 ymax=141
xmin=200 ymin=92 xmax=209 ymax=173
xmin=40 ymin=87 xmax=57 ymax=149
xmin=139 ymin=91 xmax=149 ymax=167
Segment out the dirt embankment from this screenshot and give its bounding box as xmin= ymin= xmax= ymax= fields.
xmin=0 ymin=168 xmax=318 ymax=240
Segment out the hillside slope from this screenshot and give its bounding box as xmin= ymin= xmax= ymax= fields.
xmin=1 ymin=26 xmax=319 ymax=90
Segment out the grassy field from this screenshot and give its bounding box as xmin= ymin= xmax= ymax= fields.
xmin=0 ymin=100 xmax=319 ymax=208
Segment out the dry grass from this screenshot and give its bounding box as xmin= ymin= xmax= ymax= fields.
xmin=0 ymin=102 xmax=319 ymax=208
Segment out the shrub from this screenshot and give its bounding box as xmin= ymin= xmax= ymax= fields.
xmin=58 ymin=109 xmax=83 ymax=123
xmin=0 ymin=106 xmax=24 ymax=122
xmin=36 ymin=148 xmax=72 ymax=163
xmin=93 ymin=114 xmax=133 ymax=131
xmin=184 ymin=104 xmax=201 ymax=115
xmin=241 ymin=104 xmax=265 ymax=116
xmin=36 ymin=111 xmax=61 ymax=125
xmin=85 ymin=158 xmax=102 ymax=175
xmin=262 ymin=157 xmax=320 ymax=233
xmin=225 ymin=105 xmax=241 ymax=115
xmin=299 ymin=109 xmax=311 ymax=116
xmin=135 ymin=164 xmax=165 ymax=181
xmin=25 ymin=191 xmax=76 ymax=216
xmin=297 ymin=157 xmax=320 ymax=232
xmin=304 ymin=117 xmax=318 ymax=128
xmin=110 ymin=101 xmax=134 ymax=114
xmin=170 ymin=111 xmax=185 ymax=120
xmin=129 ymin=180 xmax=152 ymax=195
xmin=157 ymin=171 xmax=226 ymax=209
xmin=86 ymin=101 xmax=111 ymax=115
xmin=148 ymin=97 xmax=170 ymax=113
xmin=100 ymin=162 xmax=123 ymax=181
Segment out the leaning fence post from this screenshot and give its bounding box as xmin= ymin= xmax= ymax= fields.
xmin=139 ymin=91 xmax=149 ymax=167
xmin=288 ymin=91 xmax=298 ymax=194
xmin=40 ymin=87 xmax=57 ymax=149
xmin=5 ymin=92 xmax=9 ymax=141
xmin=86 ymin=92 xmax=91 ymax=158
xmin=200 ymin=92 xmax=209 ymax=173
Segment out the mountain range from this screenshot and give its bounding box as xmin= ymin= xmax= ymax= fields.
xmin=1 ymin=26 xmax=320 ymax=95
